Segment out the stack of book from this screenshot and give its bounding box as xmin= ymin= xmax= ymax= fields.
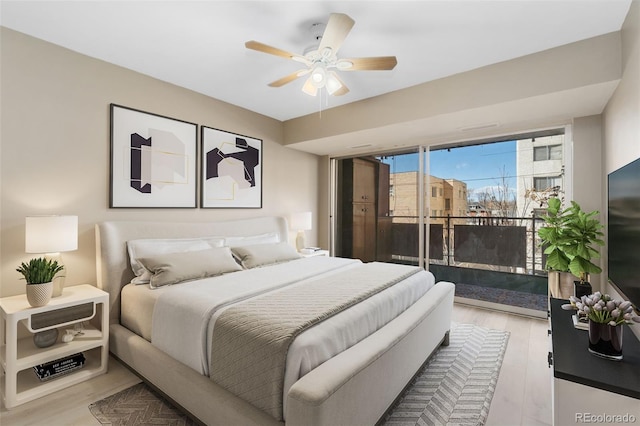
xmin=33 ymin=353 xmax=85 ymax=381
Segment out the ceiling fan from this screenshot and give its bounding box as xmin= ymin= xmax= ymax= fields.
xmin=245 ymin=13 xmax=397 ymax=97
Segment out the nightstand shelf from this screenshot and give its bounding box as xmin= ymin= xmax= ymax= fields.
xmin=0 ymin=285 xmax=109 ymax=409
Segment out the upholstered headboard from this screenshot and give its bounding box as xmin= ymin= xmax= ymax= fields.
xmin=95 ymin=216 xmax=289 ymax=323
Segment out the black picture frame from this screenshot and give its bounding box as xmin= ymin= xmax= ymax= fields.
xmin=110 ymin=104 xmax=197 ymax=208
xmin=200 ymin=126 xmax=263 ymax=208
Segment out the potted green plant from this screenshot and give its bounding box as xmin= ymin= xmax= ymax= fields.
xmin=538 ymin=197 xmax=605 ymax=298
xmin=16 ymin=257 xmax=64 ymax=307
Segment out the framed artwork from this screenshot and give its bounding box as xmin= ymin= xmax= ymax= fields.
xmin=110 ymin=104 xmax=197 ymax=208
xmin=201 ymin=126 xmax=262 ymax=208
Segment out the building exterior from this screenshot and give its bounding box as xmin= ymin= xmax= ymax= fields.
xmin=389 ymin=172 xmax=468 ymax=224
xmin=516 ymin=134 xmax=565 ymax=217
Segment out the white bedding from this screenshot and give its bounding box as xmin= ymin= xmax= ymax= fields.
xmin=151 ymin=256 xmax=361 ymax=373
xmin=124 ymin=256 xmax=435 ymax=418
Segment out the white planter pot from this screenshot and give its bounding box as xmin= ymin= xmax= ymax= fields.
xmin=26 ymin=282 xmax=53 ymax=307
xmin=548 ymin=271 xmax=574 ymax=299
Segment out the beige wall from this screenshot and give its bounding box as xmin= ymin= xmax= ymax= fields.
xmin=603 ymin=0 xmax=640 ymax=322
xmin=0 ymin=28 xmax=322 ymax=297
xmin=604 ymin=0 xmax=640 ymax=174
xmin=283 ymin=32 xmax=621 ymax=152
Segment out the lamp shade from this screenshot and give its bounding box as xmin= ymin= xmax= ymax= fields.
xmin=25 ymin=215 xmax=78 ymax=253
xmin=290 ymin=212 xmax=312 ymax=231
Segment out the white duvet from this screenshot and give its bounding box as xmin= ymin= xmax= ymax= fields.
xmin=151 ymin=256 xmax=435 ymax=416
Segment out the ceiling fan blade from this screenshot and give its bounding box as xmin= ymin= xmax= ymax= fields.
xmin=301 ymin=76 xmax=318 ymax=96
xmin=337 ymin=56 xmax=398 ymax=71
xmin=245 ymin=40 xmax=309 ymax=64
xmin=327 ymin=72 xmax=350 ymax=96
xmin=318 ymin=13 xmax=355 ymax=56
xmin=268 ymin=69 xmax=311 ymax=87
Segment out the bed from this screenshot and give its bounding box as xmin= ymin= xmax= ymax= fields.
xmin=96 ymin=216 xmax=455 ymax=426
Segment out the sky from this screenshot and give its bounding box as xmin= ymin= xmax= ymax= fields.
xmin=380 ymin=140 xmax=517 ymax=198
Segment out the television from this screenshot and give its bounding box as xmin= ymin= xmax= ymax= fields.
xmin=607 ymin=157 xmax=640 ymax=309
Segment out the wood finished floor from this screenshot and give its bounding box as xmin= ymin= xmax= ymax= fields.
xmin=0 ymin=303 xmax=551 ymax=426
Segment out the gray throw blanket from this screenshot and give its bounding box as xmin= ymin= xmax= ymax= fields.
xmin=208 ymin=262 xmax=422 ymax=420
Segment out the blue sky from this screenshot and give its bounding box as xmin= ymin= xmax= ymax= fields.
xmin=380 ymin=140 xmax=517 ymax=196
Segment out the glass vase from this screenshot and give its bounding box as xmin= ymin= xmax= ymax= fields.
xmin=588 ymin=320 xmax=623 ymax=360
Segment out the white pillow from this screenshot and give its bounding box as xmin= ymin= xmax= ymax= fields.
xmin=231 ymin=242 xmax=301 ymax=269
xmin=137 ymin=247 xmax=242 ymax=288
xmin=127 ymin=237 xmax=225 ymax=284
xmin=225 ymin=232 xmax=279 ymax=248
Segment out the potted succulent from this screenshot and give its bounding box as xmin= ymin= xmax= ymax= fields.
xmin=538 ymin=198 xmax=605 ymax=298
xmin=16 ymin=257 xmax=64 ymax=307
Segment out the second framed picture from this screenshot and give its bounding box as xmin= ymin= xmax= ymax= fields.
xmin=201 ymin=126 xmax=263 ymax=208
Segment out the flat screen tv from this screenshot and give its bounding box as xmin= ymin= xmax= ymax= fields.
xmin=607 ymin=157 xmax=640 ymax=309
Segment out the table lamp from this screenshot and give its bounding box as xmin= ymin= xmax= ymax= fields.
xmin=25 ymin=215 xmax=78 ymax=297
xmin=290 ymin=212 xmax=312 ymax=251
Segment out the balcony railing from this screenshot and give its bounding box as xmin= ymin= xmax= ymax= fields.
xmin=388 ymin=215 xmax=547 ymax=277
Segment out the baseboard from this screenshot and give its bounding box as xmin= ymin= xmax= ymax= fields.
xmin=454 ymin=296 xmax=547 ymax=318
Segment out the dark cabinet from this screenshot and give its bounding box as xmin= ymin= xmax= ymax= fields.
xmin=338 ymin=158 xmax=391 ymax=263
xmin=352 ymin=203 xmax=376 ymax=262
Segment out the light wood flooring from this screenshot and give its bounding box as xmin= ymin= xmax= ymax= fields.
xmin=0 ymin=303 xmax=551 ymax=426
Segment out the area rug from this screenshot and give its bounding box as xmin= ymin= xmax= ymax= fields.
xmin=89 ymin=323 xmax=508 ymax=426
xmin=382 ymin=323 xmax=509 ymax=426
xmin=88 ymin=382 xmax=197 ymax=425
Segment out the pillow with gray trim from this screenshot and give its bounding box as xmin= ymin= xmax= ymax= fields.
xmin=137 ymin=247 xmax=242 ymax=289
xmin=127 ymin=237 xmax=225 ymax=284
xmin=231 ymin=242 xmax=301 ymax=269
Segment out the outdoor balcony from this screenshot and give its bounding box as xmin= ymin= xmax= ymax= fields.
xmin=387 ymin=214 xmax=548 ymax=316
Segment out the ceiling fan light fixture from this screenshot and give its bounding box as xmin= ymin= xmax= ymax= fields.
xmin=246 ymin=13 xmax=395 ymax=98
xmin=310 ymin=65 xmax=326 ymax=87
xmin=325 ymin=72 xmax=343 ymax=95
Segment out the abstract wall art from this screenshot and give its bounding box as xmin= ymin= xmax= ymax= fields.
xmin=110 ymin=104 xmax=197 ymax=208
xmin=201 ymin=126 xmax=262 ymax=208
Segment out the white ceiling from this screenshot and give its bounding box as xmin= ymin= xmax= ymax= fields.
xmin=1 ymin=1 xmax=632 ymax=123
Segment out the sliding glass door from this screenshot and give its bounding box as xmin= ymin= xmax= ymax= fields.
xmin=331 ymin=128 xmax=569 ymax=316
xmin=331 ymin=147 xmax=429 ymax=268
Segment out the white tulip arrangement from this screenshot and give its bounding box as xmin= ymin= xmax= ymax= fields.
xmin=562 ymin=292 xmax=640 ymax=326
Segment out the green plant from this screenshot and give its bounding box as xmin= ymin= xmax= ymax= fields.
xmin=538 ymin=198 xmax=605 ymax=283
xmin=16 ymin=257 xmax=64 ymax=284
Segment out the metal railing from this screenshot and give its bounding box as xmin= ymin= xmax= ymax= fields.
xmin=387 ymin=214 xmax=547 ymax=276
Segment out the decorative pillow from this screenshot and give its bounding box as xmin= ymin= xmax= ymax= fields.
xmin=231 ymin=242 xmax=301 ymax=269
xmin=137 ymin=247 xmax=242 ymax=289
xmin=224 ymin=232 xmax=280 ymax=248
xmin=127 ymin=237 xmax=225 ymax=284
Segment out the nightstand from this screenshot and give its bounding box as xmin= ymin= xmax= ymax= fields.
xmin=0 ymin=284 xmax=109 ymax=409
xmin=300 ymin=250 xmax=330 ymax=258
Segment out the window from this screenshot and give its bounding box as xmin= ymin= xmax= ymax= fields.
xmin=445 ymin=198 xmax=451 ymax=210
xmin=534 ymin=176 xmax=562 ymax=191
xmin=439 ymin=188 xmax=443 ymax=196
xmin=432 ymin=187 xmax=437 ymax=197
xmin=534 ymin=144 xmax=562 ymax=161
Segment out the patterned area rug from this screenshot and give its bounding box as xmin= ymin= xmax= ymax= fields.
xmin=382 ymin=323 xmax=509 ymax=426
xmin=88 ymin=383 xmax=197 ymax=425
xmin=89 ymin=323 xmax=508 ymax=426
